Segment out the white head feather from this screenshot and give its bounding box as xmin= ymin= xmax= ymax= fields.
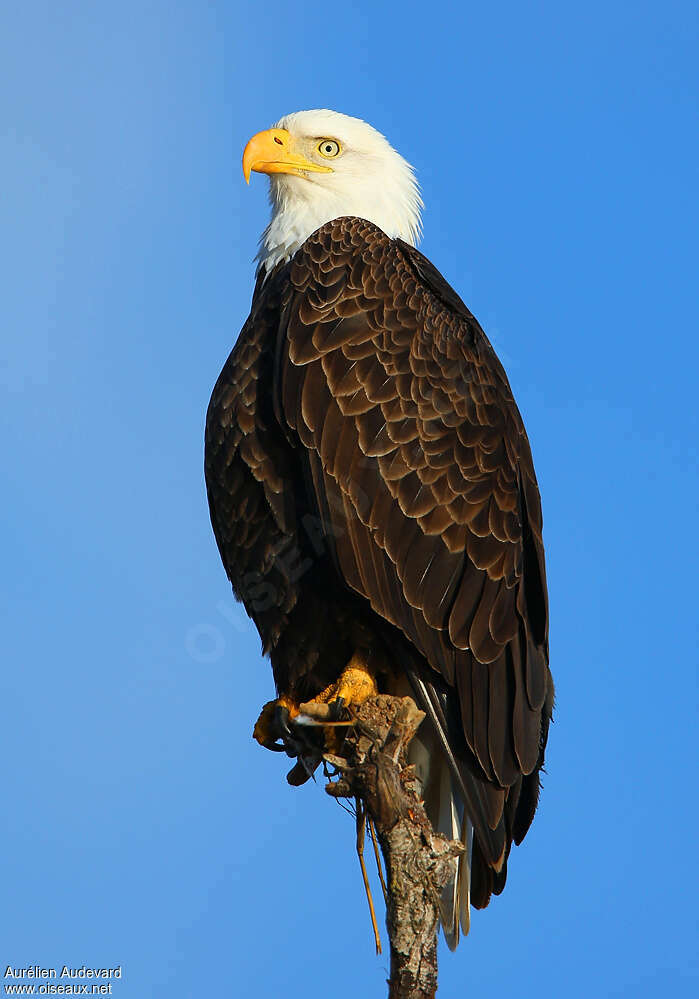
xmin=255 ymin=109 xmax=423 ymax=274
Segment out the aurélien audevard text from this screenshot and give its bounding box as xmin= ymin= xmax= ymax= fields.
xmin=4 ymin=967 xmax=122 ymax=995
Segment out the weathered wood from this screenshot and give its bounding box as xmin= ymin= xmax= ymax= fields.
xmin=325 ymin=696 xmax=462 ymax=999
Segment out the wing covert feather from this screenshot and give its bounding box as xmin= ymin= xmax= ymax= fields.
xmin=273 ymin=218 xmax=550 ymax=894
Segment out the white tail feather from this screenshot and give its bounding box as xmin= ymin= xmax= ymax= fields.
xmin=408 ymin=733 xmax=473 ymax=949
xmin=459 ymin=815 xmax=474 ymax=938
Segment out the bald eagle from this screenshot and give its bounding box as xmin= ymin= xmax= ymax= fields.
xmin=205 ymin=110 xmax=553 ymax=948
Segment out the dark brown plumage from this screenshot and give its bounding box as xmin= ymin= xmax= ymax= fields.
xmin=205 ymin=216 xmax=553 ymax=913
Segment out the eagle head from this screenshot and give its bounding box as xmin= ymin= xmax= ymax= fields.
xmin=242 ymin=109 xmax=423 ymax=274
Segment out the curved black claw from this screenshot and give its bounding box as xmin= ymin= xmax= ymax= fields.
xmin=274 ymin=705 xmax=298 ymax=756
xmin=275 ymin=704 xmax=292 ymax=739
xmin=256 ymin=720 xmax=286 ymax=752
xmin=329 ymin=696 xmax=347 ymax=721
xmin=286 ymin=753 xmax=322 ymax=786
xmin=256 ymin=705 xmax=299 ymax=753
xmin=270 ymin=704 xmax=324 ymax=762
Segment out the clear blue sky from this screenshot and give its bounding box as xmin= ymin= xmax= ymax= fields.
xmin=2 ymin=2 xmax=697 ymax=996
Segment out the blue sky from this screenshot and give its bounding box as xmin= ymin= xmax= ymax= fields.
xmin=2 ymin=2 xmax=697 ymax=996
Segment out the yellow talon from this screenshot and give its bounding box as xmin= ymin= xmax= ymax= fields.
xmin=295 ymin=651 xmax=380 ymax=754
xmin=252 ymin=694 xmax=299 ymax=746
xmin=313 ymin=652 xmax=379 ymax=709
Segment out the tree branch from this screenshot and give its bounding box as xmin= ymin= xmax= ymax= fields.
xmin=324 ymin=695 xmax=462 ymax=999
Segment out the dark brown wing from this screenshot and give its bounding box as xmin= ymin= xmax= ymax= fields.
xmin=275 ymin=218 xmax=553 ymax=893
xmin=205 ymin=263 xmax=303 ymax=654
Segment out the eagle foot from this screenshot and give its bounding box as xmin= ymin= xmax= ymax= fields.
xmin=299 ymin=652 xmax=379 ymax=719
xmin=253 ymin=697 xmax=300 ymax=751
xmin=253 ymin=697 xmax=325 ymax=778
xmin=293 ymin=653 xmax=379 ymax=755
xmin=252 ymin=652 xmax=379 ymax=774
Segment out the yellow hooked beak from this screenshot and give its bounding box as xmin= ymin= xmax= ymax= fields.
xmin=242 ymin=128 xmax=334 ymax=184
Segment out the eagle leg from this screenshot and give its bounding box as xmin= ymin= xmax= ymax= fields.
xmin=298 ymin=650 xmax=379 ymax=720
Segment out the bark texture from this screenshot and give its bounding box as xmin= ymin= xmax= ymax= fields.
xmin=325 ymin=696 xmax=462 ymax=999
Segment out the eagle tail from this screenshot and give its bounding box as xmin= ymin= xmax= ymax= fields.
xmin=458 ymin=810 xmax=474 ymax=939
xmin=408 ymin=732 xmax=473 ymax=949
xmin=436 ymin=767 xmax=473 ymax=950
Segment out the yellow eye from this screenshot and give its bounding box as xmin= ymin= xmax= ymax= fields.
xmin=317 ymin=138 xmax=341 ymax=159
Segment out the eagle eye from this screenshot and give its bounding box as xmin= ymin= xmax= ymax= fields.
xmin=317 ymin=139 xmax=341 ymax=159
